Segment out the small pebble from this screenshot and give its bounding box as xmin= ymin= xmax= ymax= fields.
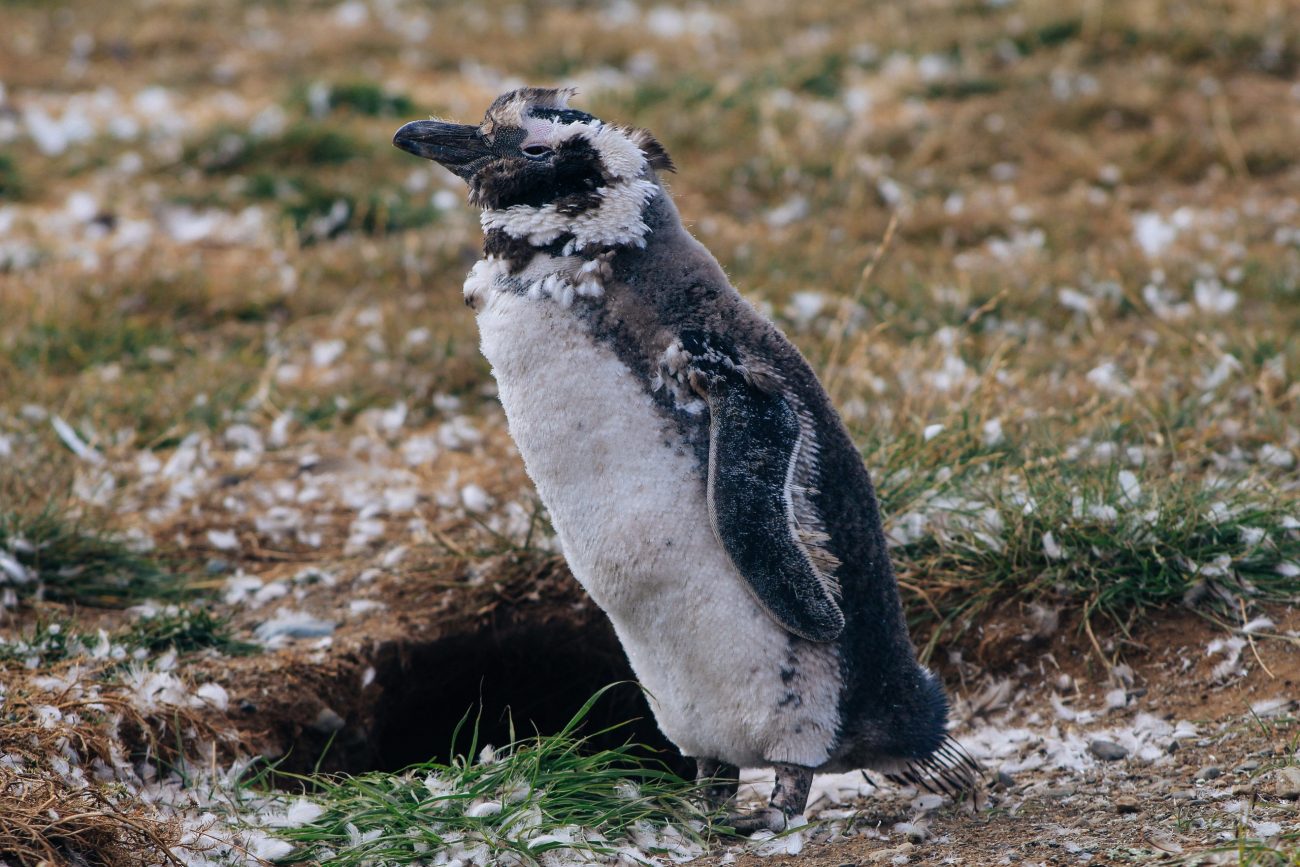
xmin=1274 ymin=767 xmax=1300 ymax=800
xmin=1089 ymin=739 xmax=1129 ymax=761
xmin=1195 ymin=766 xmax=1222 ymax=781
xmin=310 ymin=706 xmax=346 ymax=734
xmin=1147 ymin=832 xmax=1184 ymax=856
xmin=865 ymin=841 xmax=914 ymax=864
xmin=1114 ymin=795 xmax=1140 ymax=814
xmin=993 ymin=770 xmax=1015 ymax=790
xmin=1233 ymin=760 xmax=1260 ymax=774
xmin=204 ymin=558 xmax=231 ymax=575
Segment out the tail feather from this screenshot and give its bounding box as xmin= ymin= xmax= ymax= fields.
xmin=882 ymin=735 xmax=983 ymax=801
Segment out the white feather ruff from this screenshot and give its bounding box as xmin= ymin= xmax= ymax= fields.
xmin=480 ymin=178 xmax=658 ymax=252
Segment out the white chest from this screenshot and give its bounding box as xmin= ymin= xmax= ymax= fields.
xmin=476 ymin=288 xmax=694 ymax=614
xmin=475 ymin=287 xmax=842 ymax=769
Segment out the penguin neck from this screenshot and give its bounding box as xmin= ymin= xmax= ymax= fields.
xmin=637 ymin=185 xmax=686 ymax=246
xmin=609 ymin=187 xmax=737 ymax=319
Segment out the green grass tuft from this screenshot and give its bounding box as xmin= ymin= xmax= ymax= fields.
xmin=1193 ymin=828 xmax=1300 ymax=866
xmin=121 ymin=605 xmax=258 ymax=656
xmin=317 ymin=81 xmax=415 ymax=117
xmin=276 ymin=688 xmax=716 ymax=866
xmin=0 ymin=616 xmax=93 ymax=665
xmin=274 ymin=182 xmax=442 ymax=242
xmin=923 ymin=78 xmax=1004 ymax=100
xmin=10 ymin=319 xmax=180 ymax=375
xmin=192 ymin=123 xmax=367 ymax=174
xmin=0 ymin=607 xmax=251 ymax=667
xmin=0 ymin=153 xmax=24 ymax=199
xmin=1013 ymin=18 xmax=1083 ymax=54
xmin=231 ymin=170 xmax=442 ymax=241
xmin=0 ymin=509 xmax=189 ymax=608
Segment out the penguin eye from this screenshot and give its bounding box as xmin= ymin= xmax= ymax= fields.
xmin=522 ymin=144 xmax=553 ymax=159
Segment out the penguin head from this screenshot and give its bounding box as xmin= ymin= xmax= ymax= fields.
xmin=394 ymin=88 xmax=674 ymax=249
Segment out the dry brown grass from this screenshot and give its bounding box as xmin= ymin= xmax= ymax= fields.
xmin=0 ymin=656 xmax=226 ymax=866
xmin=0 ymin=0 xmax=1295 ymax=680
xmin=0 ymin=772 xmax=180 ymax=867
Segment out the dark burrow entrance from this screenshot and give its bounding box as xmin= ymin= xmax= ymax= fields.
xmin=258 ymin=575 xmax=691 ymax=781
xmin=365 ymin=616 xmax=688 ymax=775
xmin=244 ymin=557 xmax=693 ymax=781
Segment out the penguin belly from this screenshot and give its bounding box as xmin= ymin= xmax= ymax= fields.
xmin=475 ymin=289 xmax=843 ymax=769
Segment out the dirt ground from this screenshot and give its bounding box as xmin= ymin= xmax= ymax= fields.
xmin=176 ymin=559 xmax=1300 ymax=865
xmin=712 ymin=611 xmax=1300 ymax=866
xmin=3 ymin=497 xmax=1298 ymax=865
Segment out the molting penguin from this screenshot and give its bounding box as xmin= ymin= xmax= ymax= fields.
xmin=394 ymin=88 xmax=978 ymax=830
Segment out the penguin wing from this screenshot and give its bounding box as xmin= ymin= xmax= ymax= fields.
xmin=682 ymin=333 xmax=844 ymax=642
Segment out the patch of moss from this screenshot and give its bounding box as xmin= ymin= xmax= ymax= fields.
xmin=193 ymin=123 xmax=366 ymax=174
xmin=1013 ymin=18 xmax=1082 ymax=54
xmin=924 ymin=78 xmax=1004 ymax=100
xmin=0 ymin=153 xmax=24 ymax=199
xmin=306 ymin=80 xmax=416 ymax=117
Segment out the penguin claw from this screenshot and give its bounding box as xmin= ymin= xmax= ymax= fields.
xmin=723 ymin=807 xmax=788 ymax=835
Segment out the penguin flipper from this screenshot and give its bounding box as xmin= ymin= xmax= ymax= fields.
xmin=669 ymin=331 xmax=844 ymax=642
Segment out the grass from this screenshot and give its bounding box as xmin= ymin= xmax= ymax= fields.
xmin=121 ymin=605 xmax=258 ymax=656
xmin=0 ymin=509 xmax=189 ymax=608
xmin=275 ymin=689 xmax=715 ymax=866
xmin=0 ymin=616 xmax=91 ymax=665
xmin=191 ymin=122 xmax=368 ymax=174
xmin=1185 ymin=826 xmax=1300 ymax=866
xmin=0 ymin=153 xmax=24 ymax=199
xmin=185 ymin=120 xmax=442 ymax=241
xmin=0 ymin=1 xmax=1297 ymax=863
xmin=301 ymin=80 xmax=417 ymax=117
xmin=9 ymin=319 xmax=182 ymax=375
xmin=265 ymin=178 xmax=443 ymax=241
xmin=865 ymin=421 xmax=1300 ymax=655
xmin=0 ymin=0 xmax=1294 ymax=647
xmin=0 ymin=607 xmax=254 ymax=666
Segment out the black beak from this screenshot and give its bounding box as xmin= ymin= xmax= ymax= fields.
xmin=393 ymin=120 xmax=491 ymax=179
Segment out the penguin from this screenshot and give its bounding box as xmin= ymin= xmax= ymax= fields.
xmin=394 ymin=87 xmax=978 ymax=831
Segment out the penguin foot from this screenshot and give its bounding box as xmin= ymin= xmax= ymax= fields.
xmin=723 ymin=807 xmax=788 ymax=835
xmin=695 ymin=758 xmax=739 ymax=809
xmin=770 ymin=763 xmax=814 ymax=817
xmin=722 ymin=763 xmax=813 ymax=836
